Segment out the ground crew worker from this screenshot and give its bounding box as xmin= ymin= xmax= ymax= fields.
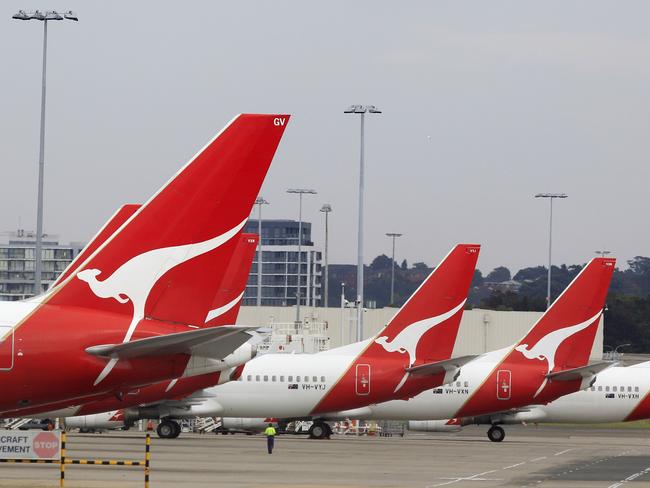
xmin=264 ymin=423 xmax=277 ymax=454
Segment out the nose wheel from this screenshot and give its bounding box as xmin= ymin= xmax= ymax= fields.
xmin=487 ymin=425 xmax=505 ymax=442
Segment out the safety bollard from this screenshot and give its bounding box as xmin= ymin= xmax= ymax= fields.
xmin=60 ymin=431 xmax=66 ymax=487
xmin=145 ymin=433 xmax=151 ymax=488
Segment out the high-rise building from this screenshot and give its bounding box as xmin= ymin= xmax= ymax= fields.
xmin=243 ymin=220 xmax=322 ymax=307
xmin=0 ymin=230 xmax=83 ymax=301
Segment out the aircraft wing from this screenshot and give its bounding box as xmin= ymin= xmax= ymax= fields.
xmin=85 ymin=326 xmax=257 ymax=360
xmin=546 ymin=361 xmax=615 ymax=381
xmin=406 ymin=355 xmax=477 ymax=376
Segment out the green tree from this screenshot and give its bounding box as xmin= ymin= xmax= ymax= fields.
xmin=370 ymin=254 xmax=392 ymax=270
xmin=486 ymin=267 xmax=511 ymax=283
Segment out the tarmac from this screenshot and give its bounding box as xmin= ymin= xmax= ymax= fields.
xmin=1 ymin=425 xmax=650 ymax=487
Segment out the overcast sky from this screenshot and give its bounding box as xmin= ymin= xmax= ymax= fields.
xmin=1 ymin=1 xmax=649 ymax=274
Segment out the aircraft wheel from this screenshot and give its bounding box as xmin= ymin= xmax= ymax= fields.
xmin=171 ymin=420 xmax=182 ymax=438
xmin=157 ymin=420 xmax=178 ymax=439
xmin=487 ymin=425 xmax=505 ymax=442
xmin=309 ymin=422 xmax=327 ymax=440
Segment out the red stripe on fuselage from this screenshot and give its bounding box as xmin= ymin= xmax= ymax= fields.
xmin=625 ymin=389 xmax=650 ymax=422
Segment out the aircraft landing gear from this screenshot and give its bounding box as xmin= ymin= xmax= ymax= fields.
xmin=308 ymin=421 xmax=331 ymax=440
xmin=157 ymin=419 xmax=181 ymax=439
xmin=487 ymin=425 xmax=505 ymax=442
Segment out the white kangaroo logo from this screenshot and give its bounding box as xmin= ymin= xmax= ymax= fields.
xmin=515 ymin=310 xmax=602 ymax=397
xmin=204 ymin=291 xmax=245 ymax=323
xmin=77 ymin=219 xmax=246 ymax=385
xmin=374 ymin=299 xmax=466 ymax=392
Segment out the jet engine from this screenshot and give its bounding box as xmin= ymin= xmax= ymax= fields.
xmin=408 ymin=420 xmax=462 ymax=432
xmin=65 ymin=411 xmax=126 ymax=431
xmin=221 ymin=417 xmax=269 ymax=433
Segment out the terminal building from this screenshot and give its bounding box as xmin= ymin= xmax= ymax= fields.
xmin=0 ymin=230 xmax=83 ymax=301
xmin=242 ymin=219 xmax=322 ymax=308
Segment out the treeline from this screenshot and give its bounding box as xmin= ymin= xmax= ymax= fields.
xmin=327 ymin=256 xmax=650 ymax=353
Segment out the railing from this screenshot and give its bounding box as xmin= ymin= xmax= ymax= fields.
xmin=0 ymin=432 xmax=151 ymax=488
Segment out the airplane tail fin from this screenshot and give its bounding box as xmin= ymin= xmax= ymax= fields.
xmin=203 ymin=233 xmax=258 ymax=326
xmin=514 ymin=257 xmax=615 ymax=370
xmin=374 ymin=244 xmax=480 ymax=363
xmin=46 ymin=114 xmax=289 ymax=339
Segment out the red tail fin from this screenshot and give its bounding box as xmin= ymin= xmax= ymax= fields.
xmin=52 ymin=204 xmax=141 ymax=288
xmin=203 ymin=233 xmax=258 ymax=326
xmin=372 ymin=244 xmax=481 ymax=365
xmin=48 ymin=114 xmax=289 ymax=340
xmin=514 ymin=257 xmax=616 ymax=371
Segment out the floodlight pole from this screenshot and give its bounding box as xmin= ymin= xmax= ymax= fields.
xmin=535 ymin=193 xmax=568 ymax=309
xmin=287 ymin=189 xmax=317 ymax=324
xmin=254 ymin=197 xmax=269 ymax=307
xmin=12 ymin=10 xmax=78 ymax=296
xmin=340 ymin=282 xmax=346 ymax=346
xmin=320 ymin=204 xmax=332 ymax=307
xmin=345 ymin=105 xmax=381 ymax=341
xmin=34 ymin=18 xmax=48 ymax=295
xmin=386 ymin=233 xmax=402 ymax=305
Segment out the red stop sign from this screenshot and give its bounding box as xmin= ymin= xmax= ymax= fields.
xmin=33 ymin=432 xmax=59 ymax=458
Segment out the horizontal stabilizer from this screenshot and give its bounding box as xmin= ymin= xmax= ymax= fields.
xmin=85 ymin=326 xmax=257 ymax=360
xmin=546 ymin=361 xmax=615 ymax=381
xmin=406 ymin=355 xmax=477 ymax=376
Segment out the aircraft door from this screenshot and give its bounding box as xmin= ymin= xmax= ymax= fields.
xmin=496 ymin=370 xmax=511 ymax=400
xmin=355 ymin=364 xmax=370 ymax=396
xmin=0 ymin=325 xmax=14 ymax=371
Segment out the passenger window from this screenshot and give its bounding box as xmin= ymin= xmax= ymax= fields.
xmin=313 ymin=376 xmax=317 ymax=382
xmin=296 ymin=376 xmax=301 ymax=382
xmin=464 ymin=381 xmax=468 ymax=388
xmin=280 ymin=376 xmax=285 ymax=382
xmin=605 ymin=386 xmax=610 ymax=392
xmin=636 ymin=387 xmax=640 ymax=392
xmin=598 ymin=386 xmax=602 ymax=391
xmin=263 ymin=375 xmax=268 ymax=382
xmin=621 ymin=386 xmax=624 ymax=392
xmin=256 ymin=375 xmax=260 ymax=382
xmin=247 ymin=375 xmax=252 ymax=382
xmin=288 ymin=375 xmax=293 ymax=382
xmin=613 ymin=386 xmax=617 ymax=392
xmin=272 ymin=375 xmax=277 ymax=382
xmin=628 ymin=386 xmax=632 ymax=392
xmin=456 ymin=382 xmax=461 ymax=387
xmin=321 ymin=376 xmax=326 ymax=382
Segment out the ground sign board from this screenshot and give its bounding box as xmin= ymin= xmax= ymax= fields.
xmin=0 ymin=429 xmax=61 ymax=460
